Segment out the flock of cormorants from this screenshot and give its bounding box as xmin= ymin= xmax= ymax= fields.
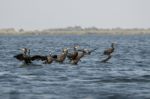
xmin=14 ymin=43 xmax=115 ymax=65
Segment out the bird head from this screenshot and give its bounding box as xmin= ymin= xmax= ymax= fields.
xmin=74 ymin=45 xmax=80 ymax=50
xmin=21 ymin=48 xmax=28 ymax=53
xmin=49 ymin=51 xmax=52 ymax=56
xmin=111 ymin=42 xmax=117 ymax=48
xmin=84 ymin=48 xmax=88 ymax=51
xmin=111 ymin=43 xmax=114 ymax=47
xmin=63 ymin=48 xmax=68 ymax=52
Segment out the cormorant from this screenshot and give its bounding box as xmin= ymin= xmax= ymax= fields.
xmin=14 ymin=48 xmax=32 ymax=64
xmin=67 ymin=45 xmax=79 ymax=61
xmin=101 ymin=43 xmax=116 ymax=62
xmin=103 ymin=43 xmax=115 ymax=55
xmin=14 ymin=48 xmax=54 ymax=64
xmin=70 ymin=49 xmax=86 ymax=65
xmin=54 ymin=48 xmax=68 ymax=63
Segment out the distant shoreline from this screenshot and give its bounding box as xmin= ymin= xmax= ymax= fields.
xmin=0 ymin=26 xmax=150 ymax=35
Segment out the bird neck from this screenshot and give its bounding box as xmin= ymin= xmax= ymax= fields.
xmin=23 ymin=51 xmax=27 ymax=56
xmin=23 ymin=53 xmax=27 ymax=58
xmin=74 ymin=47 xmax=76 ymax=51
xmin=111 ymin=44 xmax=114 ymax=49
xmin=63 ymin=51 xmax=68 ymax=56
xmin=28 ymin=50 xmax=30 ymax=56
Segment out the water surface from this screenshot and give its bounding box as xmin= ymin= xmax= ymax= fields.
xmin=0 ymin=34 xmax=150 ymax=99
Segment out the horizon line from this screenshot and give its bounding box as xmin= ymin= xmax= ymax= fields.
xmin=0 ymin=26 xmax=150 ymax=31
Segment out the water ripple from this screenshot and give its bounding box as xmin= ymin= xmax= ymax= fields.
xmin=0 ymin=34 xmax=150 ymax=99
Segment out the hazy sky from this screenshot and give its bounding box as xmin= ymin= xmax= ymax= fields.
xmin=0 ymin=0 xmax=150 ymax=29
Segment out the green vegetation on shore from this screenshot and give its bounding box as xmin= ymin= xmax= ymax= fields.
xmin=0 ymin=26 xmax=150 ymax=35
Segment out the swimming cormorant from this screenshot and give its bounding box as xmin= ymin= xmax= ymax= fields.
xmin=67 ymin=45 xmax=79 ymax=61
xmin=14 ymin=48 xmax=54 ymax=64
xmin=103 ymin=43 xmax=115 ymax=55
xmin=14 ymin=48 xmax=32 ymax=64
xmin=54 ymin=48 xmax=68 ymax=63
xmin=70 ymin=49 xmax=86 ymax=65
xmin=101 ymin=43 xmax=116 ymax=62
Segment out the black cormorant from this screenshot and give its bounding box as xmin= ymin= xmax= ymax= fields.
xmin=103 ymin=43 xmax=115 ymax=55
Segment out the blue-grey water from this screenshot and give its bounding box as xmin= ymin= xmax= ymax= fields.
xmin=0 ymin=34 xmax=150 ymax=99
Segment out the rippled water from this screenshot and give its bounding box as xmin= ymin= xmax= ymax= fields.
xmin=0 ymin=34 xmax=150 ymax=99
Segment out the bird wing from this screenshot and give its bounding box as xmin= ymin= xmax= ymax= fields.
xmin=101 ymin=55 xmax=112 ymax=63
xmin=67 ymin=52 xmax=78 ymax=60
xmin=88 ymin=48 xmax=98 ymax=54
xmin=52 ymin=55 xmax=57 ymax=59
xmin=14 ymin=54 xmax=24 ymax=61
xmin=31 ymin=55 xmax=47 ymax=61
